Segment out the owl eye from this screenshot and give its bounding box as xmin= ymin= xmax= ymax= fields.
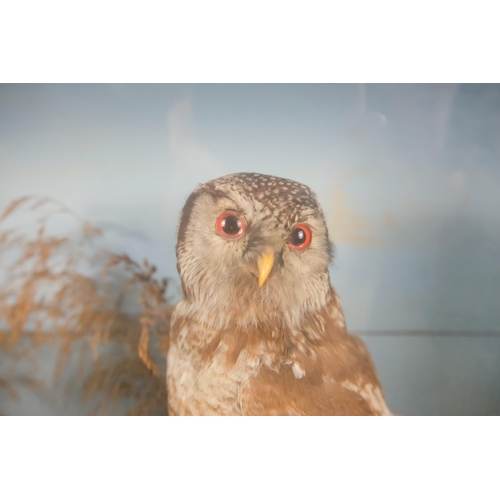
xmin=216 ymin=212 xmax=246 ymax=239
xmin=288 ymin=224 xmax=312 ymax=251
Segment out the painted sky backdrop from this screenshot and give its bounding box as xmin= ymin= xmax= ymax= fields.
xmin=1 ymin=83 xmax=500 ymax=332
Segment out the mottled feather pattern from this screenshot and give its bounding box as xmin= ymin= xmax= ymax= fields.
xmin=167 ymin=173 xmax=391 ymax=416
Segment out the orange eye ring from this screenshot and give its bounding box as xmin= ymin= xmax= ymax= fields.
xmin=288 ymin=224 xmax=312 ymax=251
xmin=216 ymin=212 xmax=246 ymax=239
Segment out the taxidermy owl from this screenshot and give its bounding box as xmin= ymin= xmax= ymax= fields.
xmin=167 ymin=173 xmax=391 ymax=416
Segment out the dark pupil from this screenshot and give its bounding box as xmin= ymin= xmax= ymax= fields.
xmin=222 ymin=215 xmax=241 ymax=235
xmin=291 ymin=228 xmax=306 ymax=246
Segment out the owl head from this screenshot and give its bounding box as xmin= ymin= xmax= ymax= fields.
xmin=176 ymin=173 xmax=333 ymax=330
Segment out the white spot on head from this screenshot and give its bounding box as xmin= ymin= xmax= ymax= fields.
xmin=292 ymin=362 xmax=306 ymax=379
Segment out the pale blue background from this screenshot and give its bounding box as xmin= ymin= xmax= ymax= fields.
xmin=1 ymin=84 xmax=499 ymax=414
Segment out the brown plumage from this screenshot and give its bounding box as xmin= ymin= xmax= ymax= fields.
xmin=167 ymin=173 xmax=391 ymax=416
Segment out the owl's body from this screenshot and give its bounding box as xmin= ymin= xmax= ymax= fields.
xmin=167 ymin=173 xmax=391 ymax=416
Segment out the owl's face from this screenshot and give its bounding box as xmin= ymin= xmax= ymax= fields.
xmin=176 ymin=173 xmax=333 ymax=330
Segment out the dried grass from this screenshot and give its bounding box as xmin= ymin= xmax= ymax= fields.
xmin=0 ymin=196 xmax=173 ymax=415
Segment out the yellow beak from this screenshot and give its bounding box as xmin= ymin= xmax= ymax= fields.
xmin=257 ymin=250 xmax=275 ymax=287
